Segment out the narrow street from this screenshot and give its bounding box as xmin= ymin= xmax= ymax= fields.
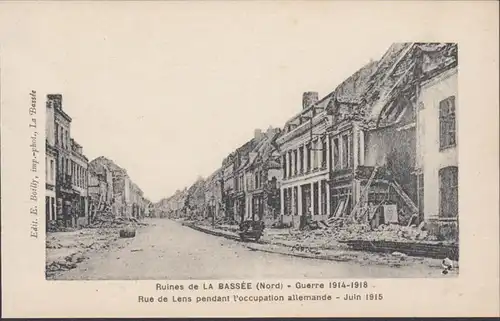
xmin=50 ymin=218 xmax=444 ymax=280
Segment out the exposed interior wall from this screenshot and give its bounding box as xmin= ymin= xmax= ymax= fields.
xmin=365 ymin=124 xmax=417 ymax=205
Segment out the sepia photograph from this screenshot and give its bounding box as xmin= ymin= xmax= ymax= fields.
xmin=1 ymin=1 xmax=498 ymax=318
xmin=43 ymin=42 xmax=459 ymax=280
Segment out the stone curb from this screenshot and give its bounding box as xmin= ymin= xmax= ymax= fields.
xmin=179 ymin=221 xmax=454 ymax=267
xmin=181 ymin=222 xmax=240 ymax=241
xmin=181 ymin=222 xmax=356 ymax=263
xmin=243 ymin=243 xmax=354 ymax=262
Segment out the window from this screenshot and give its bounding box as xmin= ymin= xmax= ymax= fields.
xmin=288 ymin=151 xmax=293 ymax=177
xmin=293 ymin=150 xmax=298 ymax=176
xmin=55 ymin=125 xmax=59 ymax=145
xmin=439 ymin=96 xmax=456 ymax=150
xmin=342 ymin=134 xmax=349 ymax=169
xmin=293 ymin=186 xmax=298 ymax=215
xmin=46 ymin=196 xmax=50 ymax=221
xmin=417 ymin=173 xmax=424 ymax=218
xmin=439 ymin=166 xmax=458 ymax=218
xmin=333 ymin=138 xmax=339 ymax=170
xmin=79 ymin=196 xmax=86 ymax=217
xmin=45 ymin=156 xmax=48 ymax=181
xmin=306 ymin=143 xmax=311 ymax=172
xmin=313 ymin=182 xmax=319 ymax=215
xmin=328 ymin=138 xmax=333 ymax=171
xmin=321 ymin=138 xmax=327 ymax=169
xmin=282 ymin=154 xmax=287 ymax=179
xmin=312 ymin=140 xmax=317 ymax=169
xmin=66 ymin=158 xmax=69 ymax=176
xmin=50 ymin=160 xmax=55 ymax=183
xmin=283 ymin=188 xmax=290 ymax=216
xmin=51 ymin=197 xmax=56 ymax=220
xmin=299 ymin=147 xmax=304 ymax=174
xmin=321 ymin=180 xmax=327 ymax=215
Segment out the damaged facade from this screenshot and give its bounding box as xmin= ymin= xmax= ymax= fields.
xmin=88 ymin=156 xmax=149 ymax=221
xmin=161 ymin=42 xmax=458 ymax=242
xmin=275 ymin=42 xmax=458 ymax=238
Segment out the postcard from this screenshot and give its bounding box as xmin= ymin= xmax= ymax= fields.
xmin=1 ymin=1 xmax=498 ymax=318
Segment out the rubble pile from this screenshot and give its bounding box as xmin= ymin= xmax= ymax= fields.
xmin=46 ymin=251 xmax=89 ymax=273
xmin=318 ymin=222 xmax=439 ymax=243
xmin=89 ymin=212 xmax=147 ymax=229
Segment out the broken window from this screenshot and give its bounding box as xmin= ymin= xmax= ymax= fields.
xmin=439 ymin=96 xmax=456 ymax=150
xmin=439 ymin=166 xmax=458 ymax=218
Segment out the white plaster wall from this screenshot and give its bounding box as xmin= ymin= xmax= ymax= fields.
xmin=418 ymin=68 xmax=458 ymax=220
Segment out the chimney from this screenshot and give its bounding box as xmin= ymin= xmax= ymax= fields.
xmin=47 ymin=94 xmax=63 ymax=110
xmin=302 ymin=91 xmax=319 ymax=109
xmin=254 ymin=128 xmax=263 ymax=139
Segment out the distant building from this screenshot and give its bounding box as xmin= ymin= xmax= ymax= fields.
xmin=243 ymin=127 xmax=282 ymax=225
xmin=204 ymin=169 xmax=223 ymax=221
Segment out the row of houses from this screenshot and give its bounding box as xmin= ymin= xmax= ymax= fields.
xmin=45 ymin=94 xmax=151 ymax=230
xmin=157 ymin=43 xmax=458 ymax=239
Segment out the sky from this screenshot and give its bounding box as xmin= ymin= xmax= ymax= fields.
xmin=1 ymin=2 xmax=399 ymax=202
